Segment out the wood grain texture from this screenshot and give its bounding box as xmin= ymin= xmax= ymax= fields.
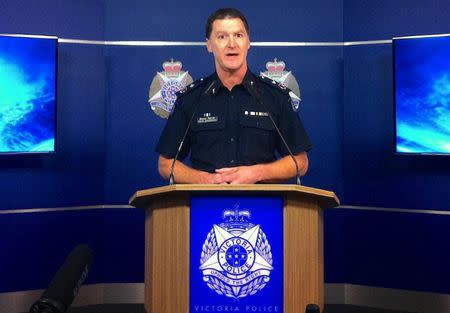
xmin=134 ymin=185 xmax=335 ymax=313
xmin=284 ymin=194 xmax=324 ymax=313
xmin=144 ymin=194 xmax=189 ymax=313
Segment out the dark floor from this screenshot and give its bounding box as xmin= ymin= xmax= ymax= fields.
xmin=63 ymin=304 xmax=416 ymax=313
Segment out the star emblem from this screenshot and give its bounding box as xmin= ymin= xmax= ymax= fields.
xmin=149 ymin=71 xmax=190 ymax=106
xmin=199 ymin=224 xmax=273 ymax=274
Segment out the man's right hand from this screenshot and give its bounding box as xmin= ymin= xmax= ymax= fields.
xmin=158 ymin=155 xmax=228 ymax=184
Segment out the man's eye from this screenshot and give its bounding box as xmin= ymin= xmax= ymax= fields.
xmin=236 ymin=33 xmax=244 ymax=38
xmin=218 ymin=35 xmax=225 ymax=39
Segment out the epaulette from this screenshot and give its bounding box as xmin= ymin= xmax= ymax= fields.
xmin=175 ymin=77 xmax=207 ymax=98
xmin=256 ymin=74 xmax=291 ymax=94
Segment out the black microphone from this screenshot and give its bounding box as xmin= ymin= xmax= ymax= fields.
xmin=168 ymin=80 xmax=218 ymax=184
xmin=29 ymin=245 xmax=93 ymax=313
xmin=244 ymin=79 xmax=302 ymax=185
xmin=305 ymin=304 xmax=320 ymax=313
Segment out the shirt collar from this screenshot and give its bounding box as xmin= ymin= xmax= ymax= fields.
xmin=242 ymin=70 xmax=257 ymax=94
xmin=206 ymin=69 xmax=256 ymax=96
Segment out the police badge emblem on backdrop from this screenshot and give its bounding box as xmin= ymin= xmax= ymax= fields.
xmin=260 ymin=59 xmax=301 ymax=111
xmin=190 ymin=196 xmax=283 ymax=313
xmin=148 ymin=59 xmax=193 ymax=119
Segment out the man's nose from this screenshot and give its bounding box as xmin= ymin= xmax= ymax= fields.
xmin=227 ymin=35 xmax=235 ymax=47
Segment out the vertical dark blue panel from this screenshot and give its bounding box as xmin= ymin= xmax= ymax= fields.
xmin=344 ymin=0 xmax=450 ymax=41
xmin=343 ymin=0 xmax=450 ymax=209
xmin=0 ymin=1 xmax=106 ymax=208
xmin=341 ymin=1 xmax=450 ymax=295
xmin=339 ymin=209 xmax=450 ymax=294
xmin=0 ymin=208 xmax=144 ymax=293
xmin=324 ymin=210 xmax=347 ymax=283
xmin=0 ymin=44 xmax=106 ymax=209
xmin=343 ymin=31 xmax=450 ymax=211
xmin=0 ymin=0 xmax=104 ymax=39
xmin=104 ymin=0 xmax=343 ymax=42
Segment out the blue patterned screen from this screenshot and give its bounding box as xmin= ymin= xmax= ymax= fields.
xmin=0 ymin=35 xmax=56 ymax=153
xmin=394 ymin=35 xmax=450 ymax=154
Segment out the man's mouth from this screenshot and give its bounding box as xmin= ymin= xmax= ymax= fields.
xmin=226 ymin=53 xmax=239 ymax=57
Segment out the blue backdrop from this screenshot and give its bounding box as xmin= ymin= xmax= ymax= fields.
xmin=0 ymin=0 xmax=448 ymax=297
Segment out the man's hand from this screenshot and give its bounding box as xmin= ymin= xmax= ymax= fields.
xmin=198 ymin=171 xmax=228 ymax=184
xmin=215 ymin=166 xmax=261 ymax=184
xmin=158 ymin=152 xmax=308 ymax=184
xmin=159 ymin=155 xmax=228 ymax=184
xmin=215 ymin=152 xmax=308 ymax=184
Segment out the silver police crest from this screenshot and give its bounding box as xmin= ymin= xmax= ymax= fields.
xmin=260 ymin=58 xmax=302 ymax=111
xmin=148 ymin=59 xmax=193 ymax=119
xmin=199 ymin=208 xmax=273 ymax=299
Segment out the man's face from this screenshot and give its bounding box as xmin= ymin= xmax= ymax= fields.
xmin=206 ymin=18 xmax=250 ymax=74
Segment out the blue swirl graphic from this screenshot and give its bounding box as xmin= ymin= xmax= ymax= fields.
xmin=0 ymin=36 xmax=56 ymax=153
xmin=395 ymin=36 xmax=450 ymax=153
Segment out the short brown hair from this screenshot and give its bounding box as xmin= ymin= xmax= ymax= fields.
xmin=205 ymin=8 xmax=249 ymax=39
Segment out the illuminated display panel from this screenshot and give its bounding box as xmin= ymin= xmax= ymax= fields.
xmin=0 ymin=35 xmax=57 ymax=154
xmin=394 ymin=34 xmax=450 ymax=155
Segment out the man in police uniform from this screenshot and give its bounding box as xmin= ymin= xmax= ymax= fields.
xmin=156 ymin=8 xmax=311 ymax=184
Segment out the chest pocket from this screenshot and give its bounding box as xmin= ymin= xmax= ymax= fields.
xmin=190 ymin=111 xmax=226 ymax=154
xmin=239 ymin=113 xmax=275 ymax=131
xmin=239 ymin=113 xmax=277 ymax=163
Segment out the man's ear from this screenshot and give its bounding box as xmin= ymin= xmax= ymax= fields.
xmin=206 ymin=39 xmax=212 ymax=53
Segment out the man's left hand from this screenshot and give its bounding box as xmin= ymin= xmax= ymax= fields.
xmin=215 ymin=166 xmax=261 ymax=184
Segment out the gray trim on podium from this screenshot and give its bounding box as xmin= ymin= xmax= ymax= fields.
xmin=1 ymin=204 xmax=449 ymax=215
xmin=1 ymin=283 xmax=448 ymax=313
xmin=0 ymin=205 xmax=134 ymax=215
xmin=337 ymin=205 xmax=450 ymax=216
xmin=325 ymin=284 xmax=450 ymax=313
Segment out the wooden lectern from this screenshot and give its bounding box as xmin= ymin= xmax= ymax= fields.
xmin=129 ymin=184 xmax=339 ymax=313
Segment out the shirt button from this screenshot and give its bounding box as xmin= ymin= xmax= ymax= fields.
xmin=230 ymin=160 xmax=235 ymax=164
xmin=230 ymin=137 xmax=235 ymax=143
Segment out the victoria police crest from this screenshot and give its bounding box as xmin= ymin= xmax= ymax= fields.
xmin=148 ymin=59 xmax=193 ymax=119
xmin=199 ymin=208 xmax=273 ymax=299
xmin=260 ymin=58 xmax=302 ymax=111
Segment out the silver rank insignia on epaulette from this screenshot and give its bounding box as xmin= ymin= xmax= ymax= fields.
xmin=260 ymin=58 xmax=302 ymax=111
xmin=148 ymin=59 xmax=193 ymax=119
xmin=199 ymin=206 xmax=273 ymax=299
xmin=178 ymin=77 xmax=204 ymax=95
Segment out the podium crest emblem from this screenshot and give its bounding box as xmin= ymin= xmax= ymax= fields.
xmin=148 ymin=59 xmax=193 ymax=119
xmin=199 ymin=208 xmax=273 ymax=299
xmin=260 ymin=58 xmax=302 ymax=111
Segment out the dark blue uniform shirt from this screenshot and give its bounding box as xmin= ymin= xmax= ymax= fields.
xmin=156 ymin=70 xmax=312 ymax=173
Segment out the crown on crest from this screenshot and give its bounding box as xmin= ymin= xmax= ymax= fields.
xmin=163 ymin=58 xmax=182 ymax=73
xmin=222 ymin=208 xmax=251 ymax=224
xmin=266 ymin=58 xmax=285 ymax=73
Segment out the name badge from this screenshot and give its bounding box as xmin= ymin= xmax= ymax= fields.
xmin=197 ymin=112 xmax=218 ymax=123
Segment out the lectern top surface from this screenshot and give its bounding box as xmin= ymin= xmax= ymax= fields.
xmin=129 ymin=184 xmax=339 ymax=209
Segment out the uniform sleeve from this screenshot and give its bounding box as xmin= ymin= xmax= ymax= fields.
xmin=276 ymin=94 xmax=312 ymax=156
xmin=155 ymin=99 xmax=191 ymax=160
